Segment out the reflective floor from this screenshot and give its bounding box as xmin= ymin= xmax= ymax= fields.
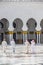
xmin=0 ymin=44 xmax=43 ymax=65
xmin=0 ymin=53 xmax=43 ymax=65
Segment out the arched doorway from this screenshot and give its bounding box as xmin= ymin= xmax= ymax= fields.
xmin=40 ymin=19 xmax=43 ymax=44
xmin=13 ymin=18 xmax=23 ymax=44
xmin=0 ymin=18 xmax=10 ymax=44
xmin=26 ymin=18 xmax=37 ymax=44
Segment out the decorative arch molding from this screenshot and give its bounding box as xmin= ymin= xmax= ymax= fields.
xmin=26 ymin=18 xmax=37 ymax=31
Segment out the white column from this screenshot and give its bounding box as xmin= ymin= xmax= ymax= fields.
xmin=23 ymin=33 xmax=24 ymax=44
xmin=37 ymin=34 xmax=38 ymax=44
xmin=39 ymin=34 xmax=40 ymax=44
xmin=10 ymin=34 xmax=13 ymax=41
xmin=23 ymin=33 xmax=27 ymax=44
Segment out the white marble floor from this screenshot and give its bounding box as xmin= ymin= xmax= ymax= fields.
xmin=0 ymin=53 xmax=43 ymax=65
xmin=0 ymin=44 xmax=43 ymax=65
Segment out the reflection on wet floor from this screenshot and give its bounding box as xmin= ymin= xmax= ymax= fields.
xmin=0 ymin=54 xmax=43 ymax=65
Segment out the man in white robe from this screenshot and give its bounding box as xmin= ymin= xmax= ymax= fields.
xmin=10 ymin=39 xmax=15 ymax=53
xmin=31 ymin=40 xmax=35 ymax=53
xmin=25 ymin=40 xmax=30 ymax=54
xmin=2 ymin=38 xmax=7 ymax=53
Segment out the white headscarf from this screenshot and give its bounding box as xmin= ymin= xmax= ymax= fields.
xmin=31 ymin=40 xmax=35 ymax=46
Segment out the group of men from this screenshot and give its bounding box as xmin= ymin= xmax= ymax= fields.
xmin=1 ymin=39 xmax=35 ymax=54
